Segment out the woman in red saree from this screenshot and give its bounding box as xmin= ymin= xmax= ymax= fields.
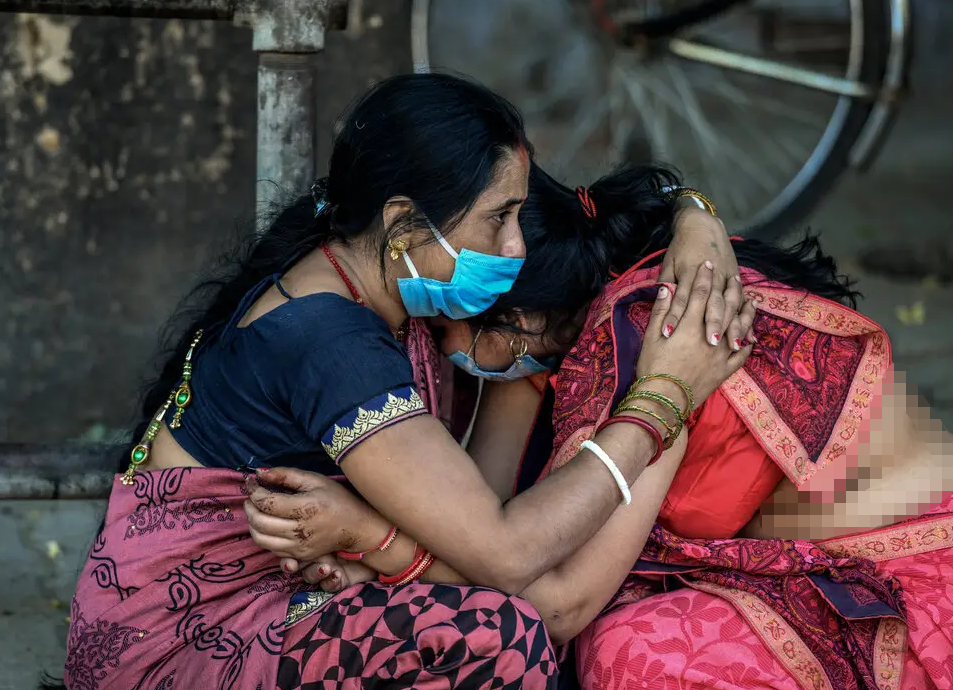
xmin=254 ymin=163 xmax=951 ymax=690
xmin=453 ymin=165 xmax=953 ymax=690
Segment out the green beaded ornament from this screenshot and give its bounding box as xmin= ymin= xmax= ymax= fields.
xmin=122 ymin=329 xmax=203 ymax=485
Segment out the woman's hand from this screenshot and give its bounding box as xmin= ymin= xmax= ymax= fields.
xmin=245 ymin=467 xmax=388 ymax=564
xmin=659 ymin=207 xmax=744 ymax=348
xmin=637 ymin=261 xmax=757 ymax=408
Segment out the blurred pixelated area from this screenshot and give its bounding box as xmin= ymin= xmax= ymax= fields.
xmin=0 ymin=0 xmax=951 ymax=686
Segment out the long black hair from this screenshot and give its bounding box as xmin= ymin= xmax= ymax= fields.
xmin=477 ymin=162 xmax=859 ymax=343
xmin=112 ymin=73 xmax=529 ymax=476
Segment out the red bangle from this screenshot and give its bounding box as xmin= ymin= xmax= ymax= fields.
xmin=379 ymin=543 xmax=432 ymax=585
xmin=596 ymin=415 xmax=664 ymax=466
xmin=337 ymin=525 xmax=399 ymax=562
xmin=396 ymin=551 xmax=435 ymax=586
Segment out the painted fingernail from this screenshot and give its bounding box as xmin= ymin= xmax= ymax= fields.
xmin=318 ymin=566 xmax=330 ymax=577
xmin=657 ymin=286 xmax=669 ymax=299
xmin=256 ymin=467 xmax=270 ymax=474
xmin=704 ymin=260 xmax=714 ymax=270
xmin=733 ymin=338 xmax=743 ymax=351
xmin=282 ymin=562 xmax=293 ymax=573
xmin=709 ymin=333 xmax=720 ymax=346
xmin=663 ymin=324 xmax=674 ymax=338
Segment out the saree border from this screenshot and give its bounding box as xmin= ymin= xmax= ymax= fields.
xmin=721 ymin=281 xmax=891 ymax=486
xmin=873 ymin=618 xmax=907 ymax=690
xmin=284 ymin=590 xmax=336 ymax=628
xmin=686 ymin=580 xmax=833 ymax=690
xmin=817 ymin=511 xmax=953 ymax=562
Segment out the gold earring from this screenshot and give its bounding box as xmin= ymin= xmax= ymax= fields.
xmin=388 ymin=238 xmax=408 ymax=261
xmin=508 ymin=336 xmax=529 ymax=365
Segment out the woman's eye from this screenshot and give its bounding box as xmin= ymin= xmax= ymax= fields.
xmin=491 ymin=211 xmax=509 ymax=226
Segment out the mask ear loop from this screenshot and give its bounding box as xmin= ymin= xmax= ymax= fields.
xmin=425 ymin=219 xmax=460 ymax=259
xmin=400 ymin=218 xmax=460 ymax=278
xmin=467 ymin=326 xmax=484 ymax=360
xmin=508 ymin=335 xmax=528 ymax=366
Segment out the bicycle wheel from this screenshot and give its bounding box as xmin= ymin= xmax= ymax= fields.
xmin=412 ymin=0 xmax=890 ymax=240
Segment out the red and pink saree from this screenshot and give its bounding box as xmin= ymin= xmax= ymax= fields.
xmin=536 ymin=263 xmax=952 ymax=690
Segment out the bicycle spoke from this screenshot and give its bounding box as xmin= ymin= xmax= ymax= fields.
xmin=667 ymin=37 xmax=874 ymax=99
xmin=703 ymin=74 xmax=828 ymax=130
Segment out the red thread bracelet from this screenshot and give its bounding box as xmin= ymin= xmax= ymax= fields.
xmin=597 ymin=415 xmax=664 ymax=466
xmin=337 ymin=525 xmax=399 ymax=562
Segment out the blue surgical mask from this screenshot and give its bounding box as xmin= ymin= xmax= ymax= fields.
xmin=397 ymin=222 xmax=524 ymax=320
xmin=447 ymin=328 xmax=555 ymax=381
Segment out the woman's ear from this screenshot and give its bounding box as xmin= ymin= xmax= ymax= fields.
xmin=381 ymin=197 xmax=413 ymax=230
xmin=512 ymin=310 xmax=545 ymax=335
xmin=382 ymin=196 xmax=423 ymax=247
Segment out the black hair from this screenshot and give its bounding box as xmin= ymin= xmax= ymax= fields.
xmin=115 ymin=73 xmax=528 ymax=476
xmin=478 ymin=161 xmax=860 ymax=344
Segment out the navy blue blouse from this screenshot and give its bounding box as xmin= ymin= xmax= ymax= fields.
xmin=168 ymin=275 xmax=427 ymax=475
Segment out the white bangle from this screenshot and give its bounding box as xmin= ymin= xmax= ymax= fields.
xmin=580 ymin=440 xmax=632 ymax=506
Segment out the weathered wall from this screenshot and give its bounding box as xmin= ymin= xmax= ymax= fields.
xmin=0 ymin=0 xmax=411 ymax=443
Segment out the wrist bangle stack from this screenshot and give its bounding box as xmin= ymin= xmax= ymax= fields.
xmin=636 ymin=374 xmax=694 ymax=419
xmin=611 ymin=373 xmax=695 ymax=449
xmin=596 ymin=415 xmax=664 ymax=467
xmin=379 ymin=543 xmax=435 ymax=586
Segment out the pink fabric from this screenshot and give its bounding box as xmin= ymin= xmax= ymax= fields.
xmin=576 ymin=496 xmax=953 ymax=690
xmin=64 ymin=469 xmax=300 ymax=690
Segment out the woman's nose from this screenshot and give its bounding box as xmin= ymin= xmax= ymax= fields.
xmin=500 ymin=218 xmax=526 ymax=259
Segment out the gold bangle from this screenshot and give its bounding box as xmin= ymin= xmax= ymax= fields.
xmin=635 ymin=374 xmax=694 ymax=420
xmin=616 ymin=405 xmax=680 ymax=449
xmin=673 ymin=188 xmax=717 ymax=217
xmin=624 ymin=390 xmax=683 ymax=425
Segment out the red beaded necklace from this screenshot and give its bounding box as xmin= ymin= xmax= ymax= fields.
xmin=322 ymin=245 xmax=365 ymax=306
xmin=321 ymin=245 xmax=408 ymax=341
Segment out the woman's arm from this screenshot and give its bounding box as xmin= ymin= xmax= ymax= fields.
xmin=466 ymin=379 xmax=544 ymax=501
xmin=319 ymin=435 xmax=686 ymax=646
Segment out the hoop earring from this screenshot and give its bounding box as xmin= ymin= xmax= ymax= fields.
xmin=508 ymin=336 xmax=528 ymax=365
xmin=388 ymin=238 xmax=408 ymax=261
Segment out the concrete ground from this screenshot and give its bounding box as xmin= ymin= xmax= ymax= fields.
xmin=1 ymin=5 xmax=951 ymax=689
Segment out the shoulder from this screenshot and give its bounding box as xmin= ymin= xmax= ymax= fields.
xmin=278 ymin=293 xmax=396 ymax=345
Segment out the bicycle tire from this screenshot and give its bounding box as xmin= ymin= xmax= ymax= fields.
xmin=411 ymin=0 xmax=892 ymax=242
xmin=738 ymin=0 xmax=890 ymax=241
